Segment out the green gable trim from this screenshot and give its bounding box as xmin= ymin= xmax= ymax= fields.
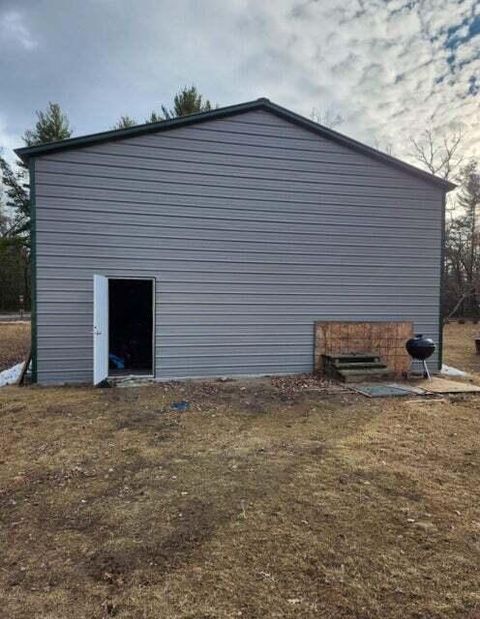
xmin=16 ymin=98 xmax=455 ymax=192
xmin=15 ymin=100 xmax=269 ymax=161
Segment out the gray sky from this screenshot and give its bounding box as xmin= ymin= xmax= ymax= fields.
xmin=1 ymin=0 xmax=479 ymax=164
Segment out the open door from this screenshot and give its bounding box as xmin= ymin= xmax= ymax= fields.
xmin=108 ymin=278 xmax=154 ymax=376
xmin=93 ymin=274 xmax=109 ymax=385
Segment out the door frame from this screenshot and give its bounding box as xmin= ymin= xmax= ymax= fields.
xmin=93 ymin=274 xmax=109 ymax=386
xmin=106 ymin=276 xmax=156 ymax=379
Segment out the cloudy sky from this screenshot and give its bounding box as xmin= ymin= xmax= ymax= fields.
xmin=0 ymin=0 xmax=479 ymax=166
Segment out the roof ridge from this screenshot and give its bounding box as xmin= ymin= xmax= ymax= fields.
xmin=15 ymin=98 xmax=455 ymax=191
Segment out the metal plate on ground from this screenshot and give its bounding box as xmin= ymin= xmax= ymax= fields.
xmin=352 ymin=384 xmax=416 ymax=398
xmin=387 ymin=383 xmax=427 ymax=395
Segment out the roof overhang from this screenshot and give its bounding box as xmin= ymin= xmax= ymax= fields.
xmin=15 ymin=97 xmax=456 ymax=192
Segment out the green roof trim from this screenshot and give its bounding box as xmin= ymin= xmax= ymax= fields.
xmin=15 ymin=97 xmax=455 ymax=191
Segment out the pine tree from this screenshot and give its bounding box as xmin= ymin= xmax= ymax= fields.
xmin=0 ymin=102 xmax=72 ymax=245
xmin=0 ymin=188 xmax=11 ymax=236
xmin=148 ymin=86 xmax=215 ymax=122
xmin=146 ymin=111 xmax=163 ymax=123
xmin=113 ymin=115 xmax=137 ymax=130
xmin=23 ymin=102 xmax=72 ymax=146
xmin=0 ymin=156 xmax=29 ymax=238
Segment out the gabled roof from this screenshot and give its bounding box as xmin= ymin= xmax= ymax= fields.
xmin=15 ymin=98 xmax=455 ymax=191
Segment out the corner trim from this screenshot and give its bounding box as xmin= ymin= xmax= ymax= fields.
xmin=29 ymin=159 xmax=37 ymax=383
xmin=438 ymin=192 xmax=446 ymax=371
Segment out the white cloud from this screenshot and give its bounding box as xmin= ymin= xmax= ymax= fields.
xmin=0 ymin=114 xmax=20 ymax=165
xmin=0 ymin=0 xmax=479 ymax=173
xmin=0 ymin=10 xmax=38 ymax=50
xmin=220 ymin=0 xmax=479 ymax=164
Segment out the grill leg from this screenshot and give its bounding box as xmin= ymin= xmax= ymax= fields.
xmin=422 ymin=359 xmax=431 ymax=380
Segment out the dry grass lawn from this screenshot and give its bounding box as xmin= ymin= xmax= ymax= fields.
xmin=0 ymin=321 xmax=30 ymax=371
xmin=443 ymin=321 xmax=480 ymax=374
xmin=1 ymin=374 xmax=480 ymax=618
xmin=1 ymin=324 xmax=480 ymax=617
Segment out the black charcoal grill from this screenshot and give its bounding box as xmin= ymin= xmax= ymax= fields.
xmin=406 ymin=334 xmax=436 ymax=379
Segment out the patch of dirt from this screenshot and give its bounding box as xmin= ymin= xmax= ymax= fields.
xmin=155 ymin=373 xmax=346 ymax=417
xmin=86 ymin=499 xmax=218 ymax=584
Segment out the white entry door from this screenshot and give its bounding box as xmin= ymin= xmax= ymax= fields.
xmin=93 ymin=274 xmax=109 ymax=385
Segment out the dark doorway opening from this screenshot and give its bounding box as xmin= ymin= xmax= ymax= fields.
xmin=108 ymin=278 xmax=154 ymax=376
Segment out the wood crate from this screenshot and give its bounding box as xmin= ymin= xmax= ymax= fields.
xmin=314 ymin=321 xmax=414 ymax=377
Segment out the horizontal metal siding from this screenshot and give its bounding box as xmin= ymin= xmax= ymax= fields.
xmin=34 ymin=109 xmax=443 ymax=384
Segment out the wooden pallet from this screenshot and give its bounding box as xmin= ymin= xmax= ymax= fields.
xmin=315 ymin=321 xmax=413 ymax=378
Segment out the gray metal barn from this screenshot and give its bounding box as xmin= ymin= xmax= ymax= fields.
xmin=16 ymin=98 xmax=454 ymax=385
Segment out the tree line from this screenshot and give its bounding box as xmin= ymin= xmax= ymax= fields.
xmin=407 ymin=129 xmax=480 ymax=320
xmin=1 ymin=86 xmax=479 ymax=320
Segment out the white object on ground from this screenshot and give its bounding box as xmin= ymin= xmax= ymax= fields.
xmin=0 ymin=362 xmax=25 ymax=387
xmin=440 ymin=364 xmax=468 ymax=377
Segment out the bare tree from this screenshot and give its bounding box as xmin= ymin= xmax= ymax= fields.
xmin=445 ymin=161 xmax=480 ymax=318
xmin=409 ymin=128 xmax=463 ymax=181
xmin=407 ymin=127 xmax=474 ymax=320
xmin=311 ymin=107 xmax=344 ymax=129
xmin=373 ymin=139 xmax=394 ymax=156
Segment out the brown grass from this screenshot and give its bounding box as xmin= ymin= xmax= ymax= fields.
xmin=443 ymin=321 xmax=480 ymax=374
xmin=1 ymin=373 xmax=480 ymax=618
xmin=0 ymin=321 xmax=30 ymax=371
